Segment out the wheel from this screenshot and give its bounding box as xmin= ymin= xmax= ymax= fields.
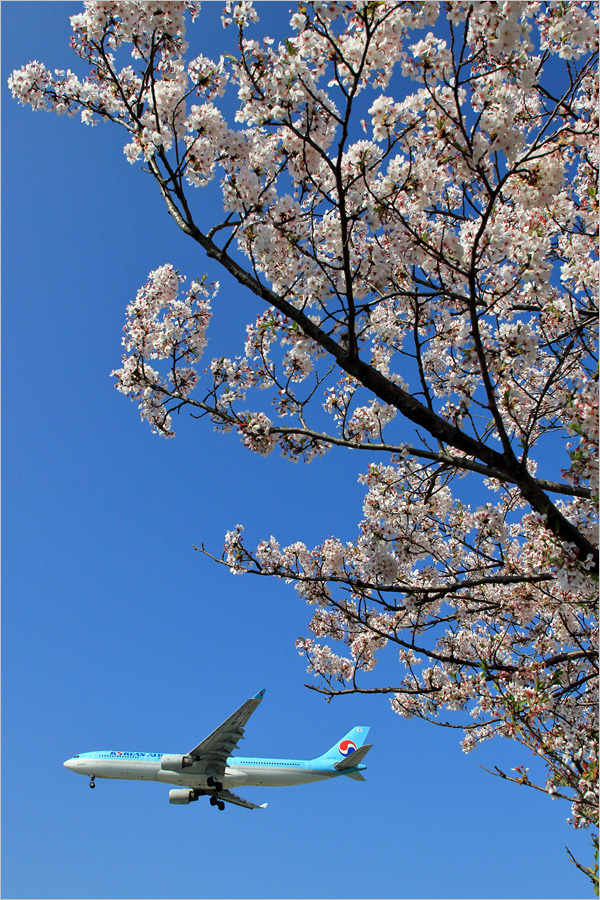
xmin=209 ymin=795 xmax=218 ymax=806
xmin=217 ymin=801 xmax=225 ymax=811
xmin=207 ymin=776 xmax=224 ymax=791
xmin=89 ymin=782 xmax=96 ymax=789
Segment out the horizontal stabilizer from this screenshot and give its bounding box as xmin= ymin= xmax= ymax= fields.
xmin=334 ymin=743 xmax=373 ymax=771
xmin=343 ymin=770 xmax=366 ymax=781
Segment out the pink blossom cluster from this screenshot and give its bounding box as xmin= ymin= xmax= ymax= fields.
xmin=8 ymin=1 xmax=233 ymax=171
xmin=236 ymin=453 xmax=598 ymax=827
xmin=111 ymin=264 xmax=216 ymax=436
xmin=564 ymin=380 xmax=600 ymax=498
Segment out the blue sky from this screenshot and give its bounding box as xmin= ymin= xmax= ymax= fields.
xmin=1 ymin=3 xmax=594 ymax=898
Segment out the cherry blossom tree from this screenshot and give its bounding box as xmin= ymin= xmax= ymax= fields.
xmin=10 ymin=0 xmax=598 ymax=863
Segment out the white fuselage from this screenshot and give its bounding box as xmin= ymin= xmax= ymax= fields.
xmin=64 ymin=752 xmax=337 ymax=789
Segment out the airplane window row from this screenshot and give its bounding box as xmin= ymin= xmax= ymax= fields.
xmin=239 ymin=761 xmax=300 ymax=766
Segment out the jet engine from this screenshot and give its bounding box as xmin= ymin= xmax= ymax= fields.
xmin=160 ymin=754 xmax=195 ymax=772
xmin=169 ymin=789 xmax=199 ymax=805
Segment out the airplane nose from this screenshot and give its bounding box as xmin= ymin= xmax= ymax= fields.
xmin=63 ymin=758 xmax=76 ymax=771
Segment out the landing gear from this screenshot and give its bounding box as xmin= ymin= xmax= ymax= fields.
xmin=207 ymin=775 xmax=225 ymax=810
xmin=207 ymin=776 xmax=223 ymax=792
xmin=89 ymin=777 xmax=96 ymax=789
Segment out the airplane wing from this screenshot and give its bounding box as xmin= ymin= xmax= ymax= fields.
xmin=186 ymin=689 xmax=265 ymax=776
xmin=219 ymin=789 xmax=268 ymax=811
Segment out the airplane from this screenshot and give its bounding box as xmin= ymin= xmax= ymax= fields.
xmin=63 ymin=689 xmax=372 ymax=811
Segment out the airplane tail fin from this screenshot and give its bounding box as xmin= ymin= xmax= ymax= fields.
xmin=312 ymin=726 xmax=370 ymax=765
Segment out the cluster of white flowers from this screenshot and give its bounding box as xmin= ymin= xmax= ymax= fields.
xmin=111 ymin=265 xmax=216 ymax=436
xmin=237 ymin=411 xmax=277 ymax=455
